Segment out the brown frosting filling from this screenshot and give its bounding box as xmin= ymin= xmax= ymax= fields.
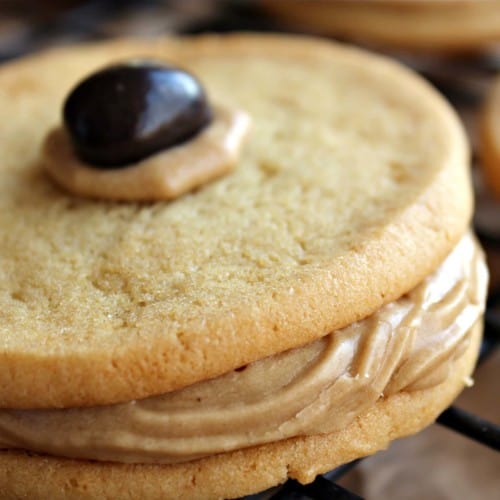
xmin=43 ymin=107 xmax=251 ymax=201
xmin=0 ymin=233 xmax=487 ymax=464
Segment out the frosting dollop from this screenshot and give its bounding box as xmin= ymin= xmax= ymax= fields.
xmin=43 ymin=60 xmax=251 ymax=201
xmin=43 ymin=106 xmax=250 ymax=201
xmin=0 ymin=233 xmax=487 ymax=464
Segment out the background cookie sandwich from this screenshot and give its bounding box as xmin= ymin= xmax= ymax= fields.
xmin=0 ymin=34 xmax=488 ymax=499
xmin=480 ymin=73 xmax=500 ymax=199
xmin=260 ymin=0 xmax=500 ymax=52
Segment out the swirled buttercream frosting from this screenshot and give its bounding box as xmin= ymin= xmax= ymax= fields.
xmin=0 ymin=233 xmax=487 ymax=464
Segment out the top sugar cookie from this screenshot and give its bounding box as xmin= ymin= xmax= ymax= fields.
xmin=0 ymin=35 xmax=471 ymax=408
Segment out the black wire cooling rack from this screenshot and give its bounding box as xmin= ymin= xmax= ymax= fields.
xmin=0 ymin=1 xmax=498 ymax=499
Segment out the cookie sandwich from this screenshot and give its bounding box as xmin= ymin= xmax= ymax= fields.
xmin=0 ymin=34 xmax=488 ymax=499
xmin=480 ymin=73 xmax=500 ymax=199
xmin=261 ymin=0 xmax=500 ymax=52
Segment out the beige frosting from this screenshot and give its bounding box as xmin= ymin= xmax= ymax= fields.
xmin=0 ymin=233 xmax=487 ymax=464
xmin=42 ymin=107 xmax=251 ymax=201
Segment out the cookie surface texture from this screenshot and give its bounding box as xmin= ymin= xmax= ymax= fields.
xmin=0 ymin=34 xmax=471 ymax=408
xmin=0 ymin=321 xmax=482 ymax=500
xmin=261 ymin=0 xmax=500 ymax=51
